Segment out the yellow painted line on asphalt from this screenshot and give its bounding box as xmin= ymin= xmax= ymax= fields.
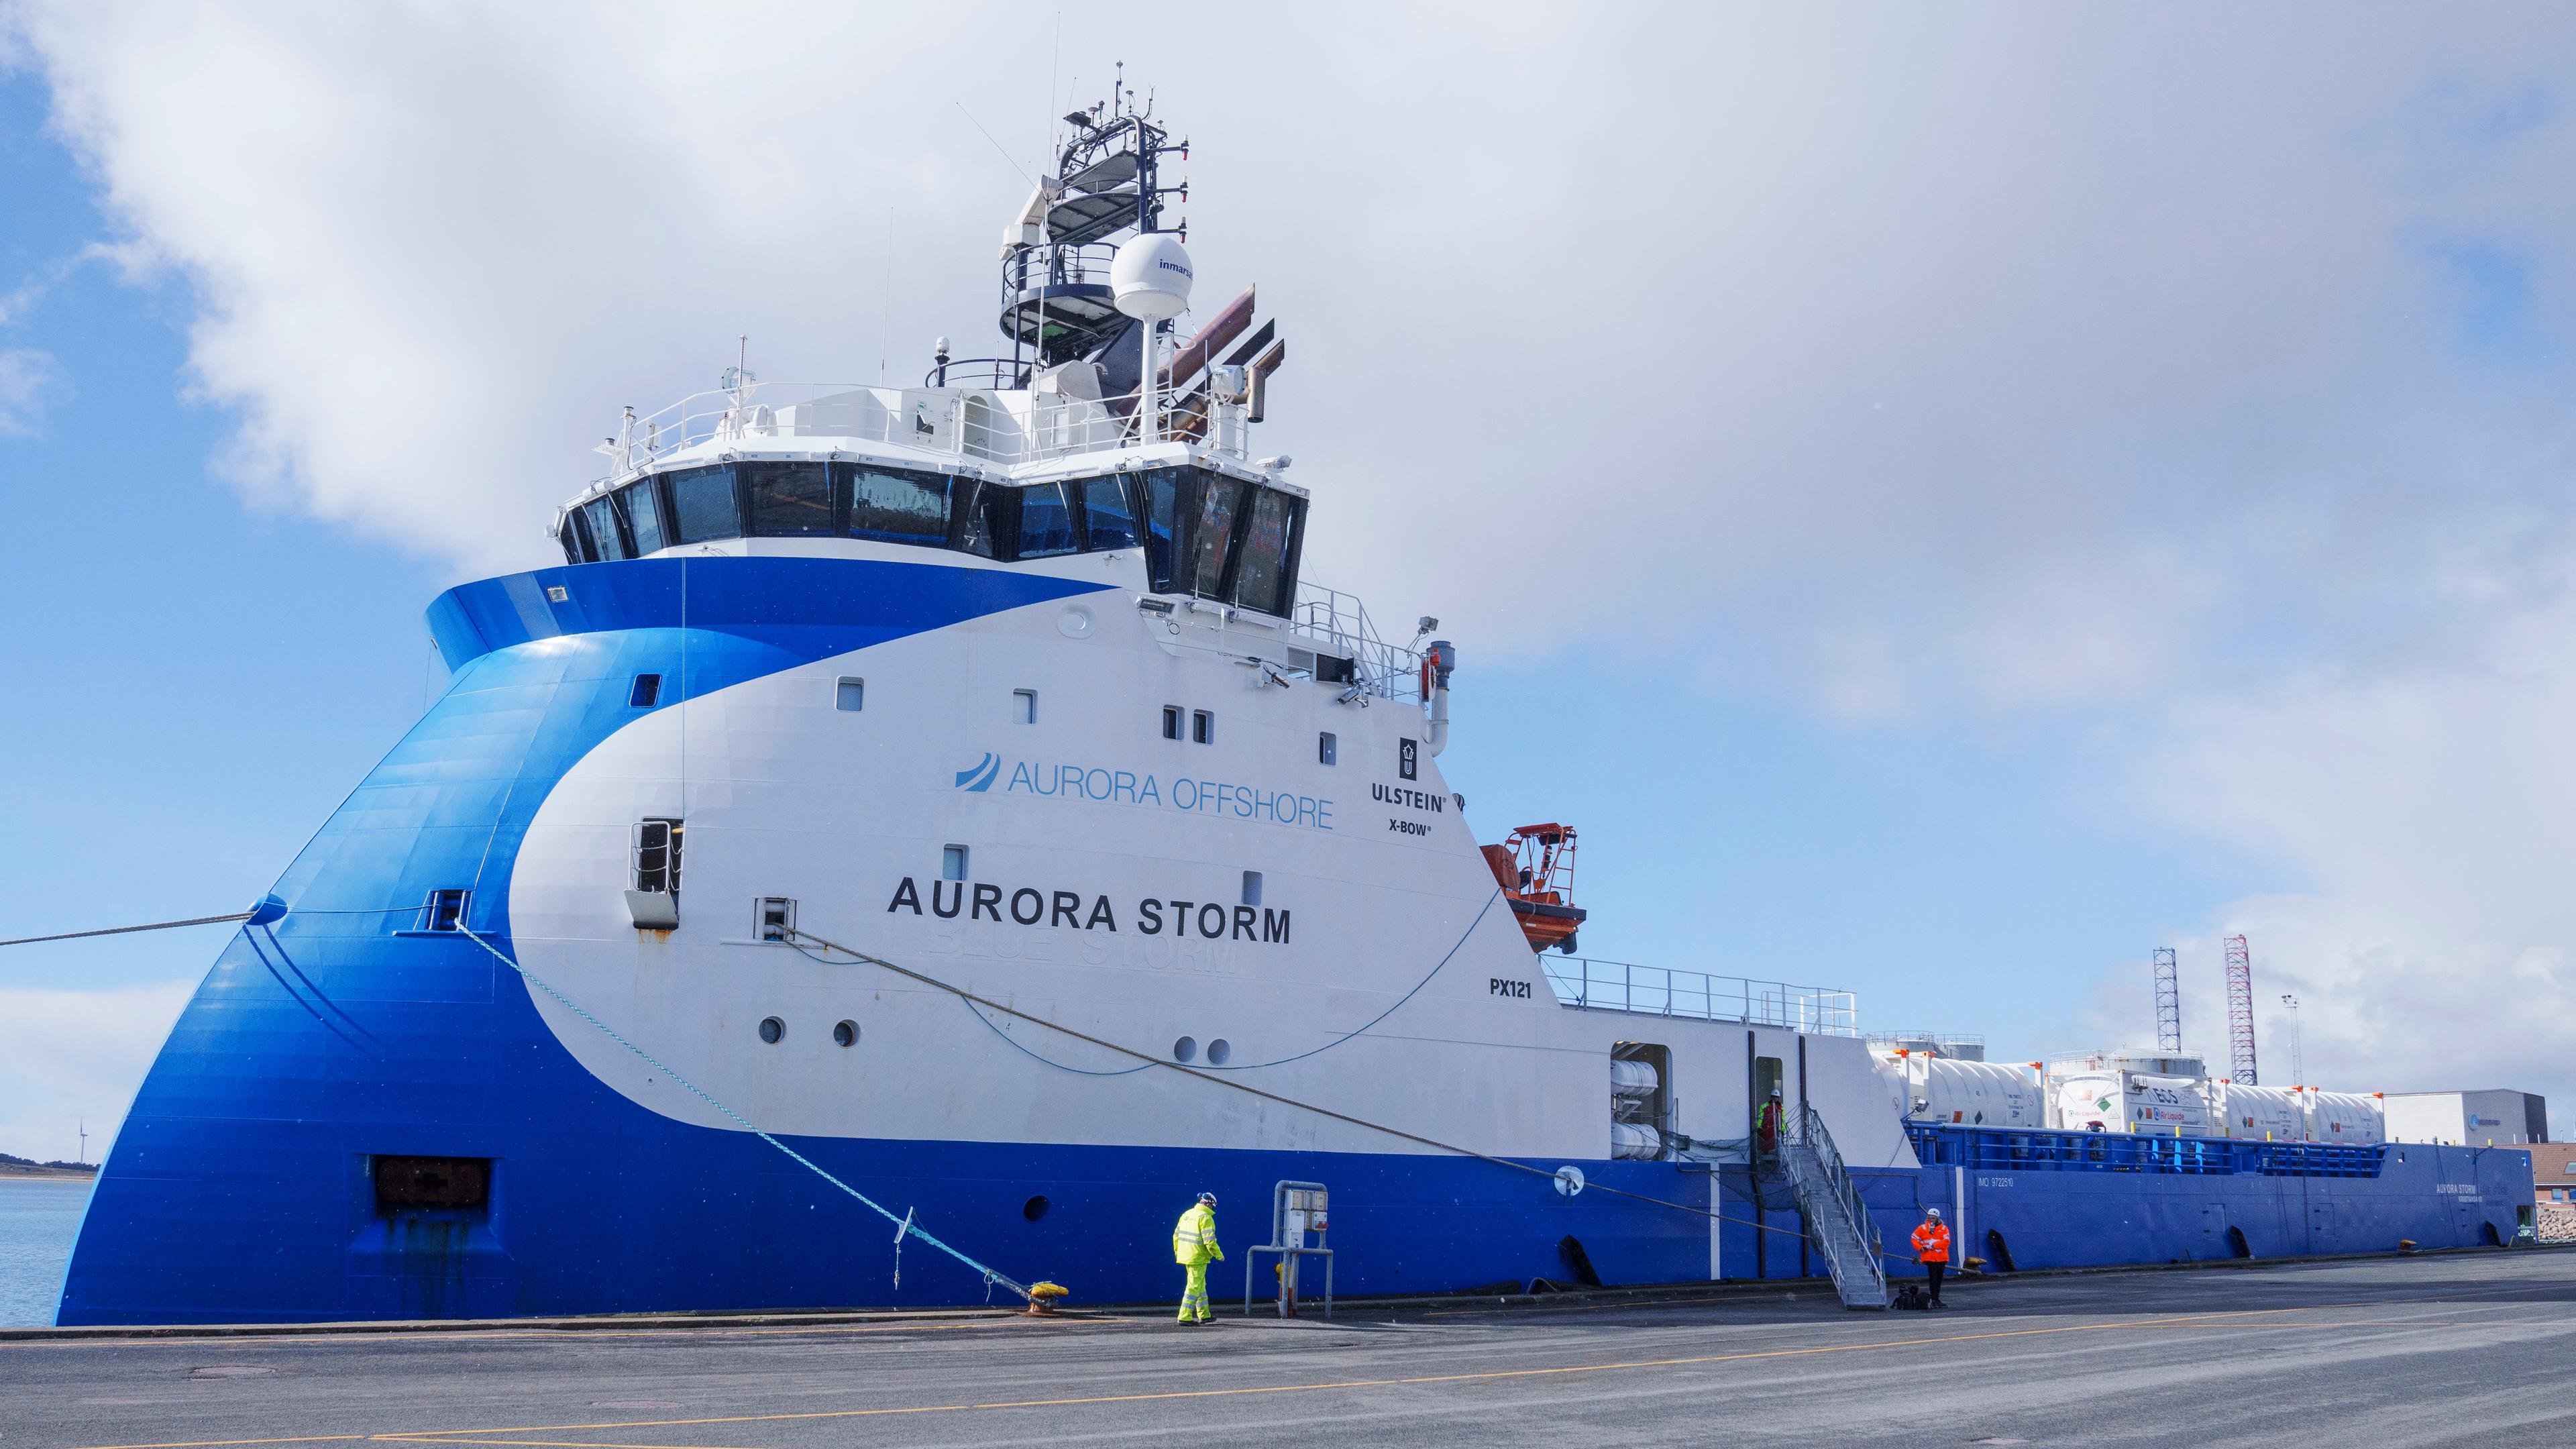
xmin=374 ymin=1305 xmax=2334 ymax=1443
xmin=68 ymin=1290 xmax=2557 ymax=1449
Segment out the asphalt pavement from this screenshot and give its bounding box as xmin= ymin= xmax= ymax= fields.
xmin=5 ymin=1250 xmax=2573 ymax=1448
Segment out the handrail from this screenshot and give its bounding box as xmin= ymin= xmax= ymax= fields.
xmin=1290 ymin=581 xmax=1423 ymax=702
xmin=1794 ymin=1104 xmax=1885 ymax=1267
xmin=1536 ymin=955 xmax=1859 ymax=1036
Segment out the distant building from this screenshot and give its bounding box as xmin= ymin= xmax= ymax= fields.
xmin=2504 ymin=1142 xmax=2576 ymax=1205
xmin=2383 ymin=1090 xmax=2548 ymax=1146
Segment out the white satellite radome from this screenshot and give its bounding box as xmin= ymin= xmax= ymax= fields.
xmin=1110 ymin=232 xmax=1195 ymax=321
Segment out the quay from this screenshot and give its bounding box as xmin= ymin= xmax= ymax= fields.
xmin=5 ymin=1250 xmax=2570 ymax=1447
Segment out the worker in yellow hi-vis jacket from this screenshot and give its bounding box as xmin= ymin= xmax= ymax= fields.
xmin=1173 ymin=1192 xmax=1222 ymax=1324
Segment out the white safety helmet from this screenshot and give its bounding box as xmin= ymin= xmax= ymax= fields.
xmin=1925 ymin=1208 xmax=1943 ymax=1220
xmin=1198 ymin=1192 xmax=1218 ymax=1205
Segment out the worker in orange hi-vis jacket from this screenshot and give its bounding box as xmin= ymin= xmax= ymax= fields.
xmin=1911 ymin=1208 xmax=1953 ymax=1308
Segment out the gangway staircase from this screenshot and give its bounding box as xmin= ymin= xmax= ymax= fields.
xmin=1781 ymin=1104 xmax=1890 ymax=1309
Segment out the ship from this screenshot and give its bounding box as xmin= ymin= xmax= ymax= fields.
xmin=55 ymin=85 xmax=2532 ymax=1325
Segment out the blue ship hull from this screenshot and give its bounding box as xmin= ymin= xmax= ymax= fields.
xmin=54 ymin=555 xmax=2536 ymax=1325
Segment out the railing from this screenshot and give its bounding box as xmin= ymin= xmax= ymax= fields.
xmin=1538 ymin=956 xmax=1860 ymax=1036
xmin=584 ymin=380 xmax=1173 ymax=490
xmin=1905 ymin=1124 xmax=2387 ymax=1179
xmin=1787 ymin=1103 xmax=1888 ymax=1307
xmin=1291 ymin=582 xmax=1424 ymax=702
xmin=1795 ymin=1106 xmax=1886 ymax=1254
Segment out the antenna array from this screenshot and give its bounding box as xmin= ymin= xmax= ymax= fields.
xmin=2223 ymin=934 xmax=2258 ymax=1085
xmin=2152 ymin=947 xmax=2182 ymax=1055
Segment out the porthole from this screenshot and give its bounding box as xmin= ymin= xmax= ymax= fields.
xmin=1207 ymin=1038 xmax=1232 ymax=1066
xmin=833 ymin=1020 xmax=859 ymax=1048
xmin=1023 ymin=1195 xmax=1051 ymax=1222
xmin=758 ymin=1016 xmax=784 ymax=1044
xmin=1173 ymin=1036 xmax=1197 ymax=1063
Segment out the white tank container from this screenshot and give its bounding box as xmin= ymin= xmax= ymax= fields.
xmin=1879 ymin=1052 xmax=2045 ymax=1130
xmin=2205 ymin=1081 xmax=2304 ymax=1140
xmin=2304 ymin=1091 xmax=2385 ymax=1146
xmin=2053 ymin=1071 xmax=2214 ymax=1136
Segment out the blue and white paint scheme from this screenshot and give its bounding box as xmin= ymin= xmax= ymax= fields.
xmin=57 ymin=89 xmax=2528 ymax=1326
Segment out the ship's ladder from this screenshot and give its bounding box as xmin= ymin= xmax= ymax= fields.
xmin=1779 ymin=1104 xmax=1891 ymax=1309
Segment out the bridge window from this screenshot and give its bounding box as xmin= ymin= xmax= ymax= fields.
xmin=1189 ymin=474 xmax=1246 ymax=596
xmin=667 ymin=466 xmax=739 ymax=545
xmin=847 ymin=467 xmax=952 ymax=547
xmin=557 ymin=513 xmax=588 ymax=565
xmin=1017 ymin=481 xmax=1079 ymax=557
xmin=620 ymin=480 xmax=666 ymax=555
xmin=956 ymin=479 xmax=1004 ymax=558
xmin=743 ymin=462 xmax=834 ymax=537
xmin=1142 ymin=470 xmax=1181 ymax=588
xmin=1231 ymin=486 xmax=1297 ymax=616
xmin=1081 ymin=476 xmax=1141 ymax=550
xmin=582 ymin=497 xmax=631 ymax=560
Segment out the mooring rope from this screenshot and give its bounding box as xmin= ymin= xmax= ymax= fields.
xmin=452 ymin=925 xmax=1032 ymax=1303
xmin=782 ymin=923 xmax=1850 ymax=1250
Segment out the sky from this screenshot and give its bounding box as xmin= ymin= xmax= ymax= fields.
xmin=3 ymin=3 xmax=2575 ymax=1160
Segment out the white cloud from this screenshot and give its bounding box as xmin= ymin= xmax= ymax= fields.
xmin=8 ymin=5 xmax=2576 ymax=1124
xmin=0 ymin=981 xmax=193 ymax=1163
xmin=0 ymin=346 xmax=64 ymax=434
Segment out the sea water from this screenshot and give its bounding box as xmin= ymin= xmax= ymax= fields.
xmin=0 ymin=1178 xmax=90 ymax=1326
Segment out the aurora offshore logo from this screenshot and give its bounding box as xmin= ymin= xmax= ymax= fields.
xmin=950 ymin=753 xmax=1334 ymax=830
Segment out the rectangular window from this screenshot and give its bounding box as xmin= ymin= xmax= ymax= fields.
xmin=1081 ymin=476 xmax=1142 ymax=551
xmin=557 ymin=517 xmax=584 ymax=566
xmin=1161 ymin=706 xmax=1183 ymax=740
xmin=942 ymin=845 xmax=969 ymax=881
xmin=419 ymin=888 xmax=470 ymax=932
xmin=1241 ymin=871 xmax=1263 ymax=907
xmin=1230 ymin=487 xmax=1298 ymax=616
xmin=619 ymin=479 xmax=667 ymax=555
xmin=1189 ymin=474 xmax=1246 ymax=598
xmin=1318 ymin=731 xmax=1337 ymax=765
xmin=1192 ymin=709 xmax=1214 ymax=745
xmin=1016 ymin=481 xmax=1079 ymax=557
xmin=756 ymin=897 xmax=797 ymax=943
xmin=742 ymin=461 xmax=835 ymax=537
xmin=1142 ymin=468 xmax=1182 ymax=590
xmin=373 ymin=1156 xmax=490 ymax=1216
xmin=583 ymin=497 xmax=631 ymax=561
xmin=835 ymin=677 xmax=864 ymax=712
xmin=634 ymin=818 xmax=684 ymax=894
xmin=955 ymin=479 xmax=1003 ymax=558
xmin=847 ymin=467 xmax=952 ymax=547
xmin=1014 ymin=690 xmax=1038 ymax=724
xmin=666 ymin=465 xmax=740 ymax=545
xmin=629 ymin=674 xmax=662 ymax=708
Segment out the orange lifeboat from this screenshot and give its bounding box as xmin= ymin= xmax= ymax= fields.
xmin=1479 ymin=822 xmax=1588 ymax=954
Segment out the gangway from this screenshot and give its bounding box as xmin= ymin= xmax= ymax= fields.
xmin=1780 ymin=1104 xmax=1889 ymax=1309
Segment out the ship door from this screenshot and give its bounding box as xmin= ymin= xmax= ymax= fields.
xmin=1753 ymin=1055 xmax=1785 ymax=1160
xmin=1611 ymin=1042 xmax=1671 ymax=1161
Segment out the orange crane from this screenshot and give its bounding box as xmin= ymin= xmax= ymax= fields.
xmin=1479 ymin=822 xmax=1588 ymax=954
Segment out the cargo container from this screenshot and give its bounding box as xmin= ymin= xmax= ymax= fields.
xmin=2204 ymin=1080 xmax=2304 ymax=1140
xmin=2304 ymin=1089 xmax=2386 ymax=1146
xmin=2052 ymin=1070 xmax=2214 ymax=1135
xmin=1876 ymin=1050 xmax=2044 ymax=1130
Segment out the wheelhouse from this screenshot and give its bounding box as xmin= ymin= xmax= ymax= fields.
xmin=556 ymin=460 xmax=1309 ymax=618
